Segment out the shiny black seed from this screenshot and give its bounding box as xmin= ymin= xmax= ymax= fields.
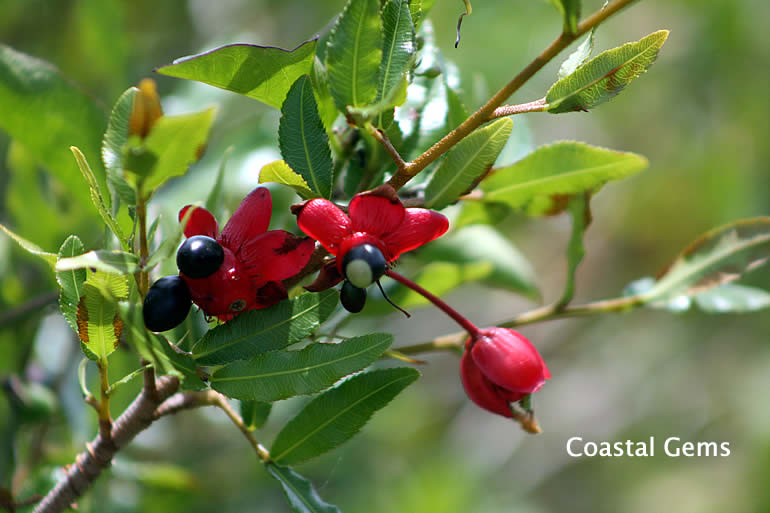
xmin=177 ymin=235 xmax=224 ymax=279
xmin=342 ymin=243 xmax=387 ymax=288
xmin=143 ymin=276 xmax=192 ymax=332
xmin=340 ymin=280 xmax=367 ymax=313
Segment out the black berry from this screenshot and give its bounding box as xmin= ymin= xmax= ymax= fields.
xmin=342 ymin=243 xmax=387 ymax=289
xmin=340 ymin=280 xmax=367 ymax=313
xmin=143 ymin=276 xmax=192 ymax=332
xmin=176 ymin=235 xmax=224 ymax=279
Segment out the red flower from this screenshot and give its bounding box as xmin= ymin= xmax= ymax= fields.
xmin=292 ymin=185 xmax=448 ymax=290
xmin=178 ymin=187 xmax=314 ymax=320
xmin=460 ymin=327 xmax=550 ymax=418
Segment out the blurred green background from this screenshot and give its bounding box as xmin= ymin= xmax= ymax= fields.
xmin=1 ymin=0 xmax=769 ymax=512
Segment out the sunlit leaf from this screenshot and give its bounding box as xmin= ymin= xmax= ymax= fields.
xmin=211 ymin=333 xmax=393 ymax=401
xmin=270 ymin=367 xmax=419 ymax=464
xmin=70 ymin=146 xmax=129 ymax=249
xmin=259 ymin=160 xmax=315 ymax=200
xmin=266 ymin=463 xmax=341 ymax=513
xmin=155 ymin=40 xmax=317 ymax=109
xmin=102 ymin=87 xmax=138 ymax=206
xmin=558 ymin=30 xmax=595 ymax=79
xmin=56 ymin=250 xmax=139 ymax=274
xmin=425 ymin=118 xmax=512 ymax=209
xmin=325 ymin=0 xmax=382 ymax=111
xmin=0 ymin=223 xmax=57 ymax=268
xmin=56 ymin=236 xmax=87 ymax=333
xmin=408 ymin=0 xmax=436 ymax=29
xmin=480 ymin=141 xmax=647 ymax=215
xmin=693 ymin=284 xmax=770 ymax=313
xmin=139 ymin=108 xmax=216 ymax=193
xmin=193 ymin=290 xmax=338 ymax=365
xmin=279 ymin=76 xmax=334 ymax=199
xmin=640 ymin=218 xmax=770 ymax=304
xmin=546 ymin=30 xmax=668 ymax=113
xmin=76 ymin=272 xmax=128 ymax=361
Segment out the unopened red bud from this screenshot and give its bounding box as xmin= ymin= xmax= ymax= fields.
xmin=460 ymin=327 xmax=550 ymax=419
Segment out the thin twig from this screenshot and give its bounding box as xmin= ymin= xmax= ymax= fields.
xmin=396 ymin=294 xmax=646 ymax=355
xmin=367 ymin=124 xmax=410 ymax=172
xmin=387 ymin=0 xmax=640 ymax=191
xmin=490 ymin=98 xmax=549 ymax=119
xmin=33 ymin=375 xmax=180 ymax=513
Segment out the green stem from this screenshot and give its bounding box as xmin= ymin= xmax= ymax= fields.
xmin=387 ymin=0 xmax=640 ymax=191
xmin=396 ymin=293 xmax=646 ymax=355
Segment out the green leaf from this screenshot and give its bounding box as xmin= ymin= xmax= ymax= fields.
xmin=56 ymin=250 xmax=139 ymax=275
xmin=424 ymin=118 xmax=512 ymax=209
xmin=378 ymin=0 xmax=416 ymax=105
xmin=193 ymin=290 xmax=339 ymax=365
xmin=480 ymin=141 xmax=647 ymax=215
xmin=0 ymin=44 xmax=107 ymax=214
xmin=279 ymin=76 xmax=334 ymax=199
xmin=259 ymin=160 xmax=316 ymax=200
xmin=558 ymin=30 xmax=595 ymax=79
xmin=76 ymin=272 xmax=128 ymax=361
xmin=211 ymin=333 xmax=393 ymax=401
xmin=155 ymin=40 xmax=318 ymax=110
xmin=266 ymin=463 xmax=341 ymax=513
xmin=0 ymin=223 xmax=57 ymax=268
xmin=693 ymin=284 xmax=770 ymax=313
xmin=119 ymin=302 xmax=205 ymax=390
xmin=271 ymin=367 xmax=419 ymax=465
xmin=418 ymin=225 xmax=539 ymax=298
xmin=546 ymin=30 xmax=668 ymax=113
xmin=140 ymin=108 xmax=216 ymax=193
xmin=325 ymin=0 xmax=383 ymax=111
xmin=558 ymin=194 xmax=591 ymax=307
xmin=102 ymin=87 xmax=138 ymax=206
xmin=640 ymin=218 xmax=770 ymax=304
xmin=70 ymin=146 xmax=129 ymax=249
xmin=409 ymin=0 xmax=436 ymax=29
xmin=56 ymin=236 xmax=87 ymax=333
xmin=548 ymin=0 xmax=581 ymax=35
xmin=241 ymin=401 xmax=272 ymax=430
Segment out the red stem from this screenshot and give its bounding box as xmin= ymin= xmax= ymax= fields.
xmin=385 ymin=270 xmax=479 ymax=337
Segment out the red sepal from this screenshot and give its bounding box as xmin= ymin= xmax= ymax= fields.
xmin=460 ymin=351 xmax=517 ymax=418
xmin=239 ymin=231 xmax=315 ymax=282
xmin=470 ymin=328 xmax=550 ymax=395
xmin=218 ymin=187 xmax=272 ymax=250
xmin=294 ymin=199 xmax=352 ymax=255
xmin=348 ymin=186 xmax=405 ymax=238
xmin=179 ymin=205 xmax=219 ymax=239
xmin=382 ymin=208 xmax=449 ymax=260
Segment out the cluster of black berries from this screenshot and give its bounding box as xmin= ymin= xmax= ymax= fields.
xmin=143 ymin=236 xmax=223 ymax=332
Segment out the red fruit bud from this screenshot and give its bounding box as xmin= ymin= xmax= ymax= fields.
xmin=460 ymin=327 xmax=550 ymax=417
